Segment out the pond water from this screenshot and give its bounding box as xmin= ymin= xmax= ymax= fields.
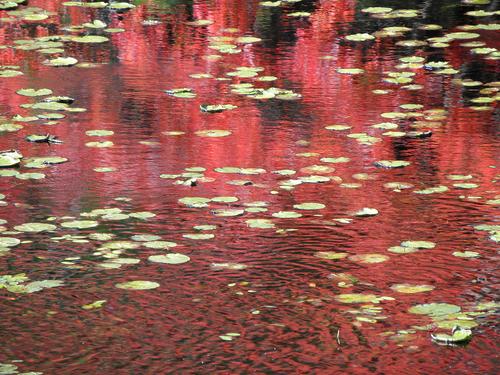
xmin=0 ymin=0 xmax=498 ymax=374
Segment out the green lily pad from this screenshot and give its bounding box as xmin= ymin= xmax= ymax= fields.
xmin=115 ymin=280 xmax=159 ymax=290
xmin=183 ymin=233 xmax=214 ymax=240
xmin=431 ymin=327 xmax=472 ymax=344
xmin=16 ymin=88 xmax=53 ymax=97
xmin=272 ymin=211 xmax=302 ymax=219
xmin=353 ymin=208 xmax=379 ymax=217
xmin=391 ymin=284 xmax=435 ymax=293
xmin=14 ymin=223 xmax=56 ymax=232
xmin=71 ymin=35 xmax=109 ymax=43
xmin=314 ymin=251 xmax=349 ymax=260
xmin=82 ymin=300 xmax=107 ymax=310
xmin=374 ymin=160 xmax=411 ymax=169
xmin=246 ymin=219 xmax=275 ymax=229
xmin=131 ymin=234 xmax=161 ymax=242
xmin=401 ymin=240 xmax=435 ymax=249
xmin=61 ymin=220 xmax=99 ymax=229
xmin=452 ymin=251 xmax=480 ymax=258
xmin=349 ymin=253 xmax=389 ymax=264
xmin=129 ymin=211 xmax=156 ymax=219
xmin=179 ymin=197 xmax=211 ymax=207
xmin=195 ymin=129 xmax=232 ymax=137
xmin=143 ymin=241 xmax=177 ymax=249
xmin=335 ymin=293 xmax=380 ymax=304
xmin=408 ymin=303 xmax=461 ymax=317
xmin=293 ymin=202 xmax=325 ymax=210
xmin=0 ymin=237 xmax=20 ymax=247
xmin=200 ymin=104 xmax=237 ymax=113
xmin=148 ymin=253 xmax=190 ymax=264
xmin=85 ymin=141 xmax=114 ymax=148
xmin=44 ymin=57 xmax=78 ymax=67
xmin=86 ymin=129 xmax=114 ymax=136
xmin=346 ymin=33 xmax=375 ymax=42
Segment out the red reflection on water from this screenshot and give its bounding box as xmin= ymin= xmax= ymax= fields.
xmin=0 ymin=1 xmax=498 ymax=374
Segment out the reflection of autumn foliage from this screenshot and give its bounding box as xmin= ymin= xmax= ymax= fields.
xmin=0 ymin=0 xmax=497 ymax=212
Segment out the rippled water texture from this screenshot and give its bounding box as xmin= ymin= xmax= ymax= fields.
xmin=0 ymin=0 xmax=498 ymax=374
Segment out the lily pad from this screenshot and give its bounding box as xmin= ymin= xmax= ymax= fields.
xmin=293 ymin=202 xmax=325 ymax=210
xmin=408 ymin=303 xmax=461 ymax=317
xmin=16 ymin=88 xmax=53 ymax=97
xmin=148 ymin=253 xmax=190 ymax=264
xmin=61 ymin=220 xmax=99 ymax=229
xmin=115 ymin=280 xmax=159 ymax=290
xmin=14 ymin=223 xmax=56 ymax=232
xmin=391 ymin=284 xmax=435 ymax=293
xmin=44 ymin=57 xmax=78 ymax=67
xmin=195 ymin=129 xmax=232 ymax=137
xmin=349 ymin=253 xmax=389 ymax=264
xmin=374 ymin=160 xmax=411 ymax=169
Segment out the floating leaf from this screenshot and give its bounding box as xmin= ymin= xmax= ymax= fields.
xmin=14 ymin=223 xmax=56 ymax=232
xmin=148 ymin=253 xmax=190 ymax=264
xmin=346 ymin=33 xmax=375 ymax=42
xmin=452 ymin=251 xmax=480 ymax=258
xmin=314 ymin=251 xmax=349 ymax=260
xmin=293 ymin=202 xmax=325 ymax=210
xmin=431 ymin=327 xmax=472 ymax=344
xmin=115 ymin=280 xmax=159 ymax=290
xmin=349 ymin=253 xmax=389 ymax=264
xmin=195 ymin=129 xmax=232 ymax=137
xmin=44 ymin=57 xmax=78 ymax=67
xmin=61 ymin=220 xmax=98 ymax=229
xmin=82 ymin=300 xmax=107 ymax=310
xmin=374 ymin=160 xmax=411 ymax=169
xmin=16 ymin=88 xmax=53 ymax=97
xmin=408 ymin=303 xmax=461 ymax=317
xmin=391 ymin=284 xmax=435 ymax=293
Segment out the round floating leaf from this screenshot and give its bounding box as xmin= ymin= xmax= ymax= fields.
xmin=16 ymin=88 xmax=53 ymax=97
xmin=179 ymin=197 xmax=210 ymax=208
xmin=353 ymin=208 xmax=379 ymax=217
xmin=431 ymin=327 xmax=472 ymax=344
xmin=131 ymin=234 xmax=161 ymax=242
xmin=148 ymin=253 xmax=190 ymax=264
xmin=61 ymin=220 xmax=99 ymax=229
xmin=452 ymin=251 xmax=480 ymax=258
xmin=129 ymin=211 xmax=156 ymax=219
xmin=115 ymin=280 xmax=159 ymax=290
xmin=143 ymin=241 xmax=177 ymax=249
xmin=246 ymin=219 xmax=275 ymax=229
xmin=272 ymin=211 xmax=302 ymax=219
xmin=71 ymin=35 xmax=109 ymax=43
xmin=183 ymin=233 xmax=214 ymax=240
xmin=314 ymin=251 xmax=349 ymax=260
xmin=349 ymin=253 xmax=389 ymax=264
xmin=0 ymin=155 xmax=20 ymax=167
xmin=325 ymin=124 xmax=351 ymax=131
xmin=293 ymin=202 xmax=325 ymax=210
xmin=346 ymin=33 xmax=375 ymax=42
xmin=374 ymin=160 xmax=411 ymax=169
xmin=212 ymin=209 xmax=245 ymax=217
xmin=85 ymin=141 xmax=114 ymax=148
xmin=0 ymin=237 xmax=20 ymax=247
xmin=408 ymin=303 xmax=461 ymax=317
xmin=335 ymin=293 xmax=380 ymax=304
xmin=14 ymin=223 xmax=56 ymax=232
xmin=44 ymin=57 xmax=78 ymax=67
xmin=195 ymin=129 xmax=232 ymax=137
xmin=391 ymin=284 xmax=435 ymax=293
xmin=86 ymin=130 xmax=114 ymax=136
xmin=401 ymin=240 xmax=435 ymax=249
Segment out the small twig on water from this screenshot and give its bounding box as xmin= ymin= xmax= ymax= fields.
xmin=336 ymin=329 xmax=341 ymax=346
